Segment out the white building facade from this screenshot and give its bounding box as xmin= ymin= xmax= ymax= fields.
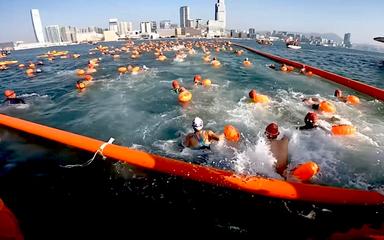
xmin=30 ymin=9 xmax=45 ymax=43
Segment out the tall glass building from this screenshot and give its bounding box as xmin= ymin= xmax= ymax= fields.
xmin=30 ymin=9 xmax=45 ymax=43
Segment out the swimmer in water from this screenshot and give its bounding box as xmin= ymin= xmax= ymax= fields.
xmin=3 ymin=90 xmax=25 ymax=104
xmin=264 ymin=123 xmax=289 ymax=176
xmin=183 ymin=117 xmax=224 ymax=150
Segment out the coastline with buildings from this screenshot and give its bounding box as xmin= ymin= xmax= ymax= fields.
xmin=0 ymin=1 xmax=382 ymax=53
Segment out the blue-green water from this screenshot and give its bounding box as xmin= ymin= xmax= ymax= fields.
xmin=1 ymin=39 xmax=383 ymax=239
xmin=1 ymin=39 xmax=383 ymax=189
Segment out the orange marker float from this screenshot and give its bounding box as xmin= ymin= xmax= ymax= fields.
xmin=223 ymin=125 xmax=240 ymax=142
xmin=202 ymin=79 xmax=212 ymax=87
xmin=331 ymin=125 xmax=356 ymax=135
xmin=178 ymin=91 xmax=192 ymax=103
xmin=118 ymin=67 xmax=127 ymax=74
xmin=291 ymin=161 xmax=320 ymax=181
xmin=76 ymin=69 xmax=85 ymax=76
xmin=346 ymin=95 xmax=360 ymax=105
xmin=319 ymin=101 xmax=336 ymax=113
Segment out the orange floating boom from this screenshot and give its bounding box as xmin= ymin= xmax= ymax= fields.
xmin=233 ymin=43 xmax=384 ymax=101
xmin=0 ymin=113 xmax=383 ymax=205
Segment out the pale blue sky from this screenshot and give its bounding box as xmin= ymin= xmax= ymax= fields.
xmin=0 ymin=0 xmax=382 ymax=44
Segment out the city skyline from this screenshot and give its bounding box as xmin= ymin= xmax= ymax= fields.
xmin=0 ymin=0 xmax=383 ymax=45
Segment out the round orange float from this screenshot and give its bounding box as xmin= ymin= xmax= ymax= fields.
xmin=331 ymin=125 xmax=356 ymax=135
xmin=178 ymin=91 xmax=192 ymax=103
xmin=291 ymin=161 xmax=320 ymax=181
xmin=223 ymin=125 xmax=240 ymax=142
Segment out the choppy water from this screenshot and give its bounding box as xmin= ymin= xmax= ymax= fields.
xmin=0 ymin=39 xmax=383 ymax=239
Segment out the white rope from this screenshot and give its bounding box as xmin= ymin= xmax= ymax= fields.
xmin=61 ymin=137 xmax=115 ymax=168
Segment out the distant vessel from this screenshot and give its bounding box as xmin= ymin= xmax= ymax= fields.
xmin=286 ymin=39 xmax=301 ymax=49
xmin=374 ymin=37 xmax=384 ymax=43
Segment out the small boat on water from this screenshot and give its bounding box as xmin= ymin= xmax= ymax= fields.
xmin=286 ymin=38 xmax=301 ymax=49
xmin=287 ymin=45 xmax=302 ymax=50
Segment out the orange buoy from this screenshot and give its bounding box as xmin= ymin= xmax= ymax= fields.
xmin=118 ymin=66 xmax=127 ymax=74
xmin=211 ymin=60 xmax=221 ymax=67
xmin=131 ymin=66 xmax=140 ymax=74
xmin=306 ymin=71 xmax=313 ymax=76
xmin=84 ymin=75 xmax=93 ymax=81
xmin=346 ymin=95 xmax=360 ymax=105
xmin=18 ymin=64 xmax=25 ymax=68
xmin=291 ymin=161 xmax=320 ymax=181
xmin=319 ymin=101 xmax=336 ymax=113
xmin=243 ymin=61 xmax=252 ymax=66
xmin=158 ymin=55 xmax=166 ymax=61
xmin=202 ymin=79 xmax=212 ymax=87
xmin=178 ymin=91 xmax=192 ymax=103
xmin=76 ymin=82 xmax=86 ymax=90
xmin=25 ymin=68 xmax=34 ymax=74
xmin=223 ymin=125 xmax=240 ymax=142
xmin=331 ymin=125 xmax=356 ymax=135
xmin=251 ymin=94 xmax=270 ymax=104
xmin=76 ymin=69 xmax=85 ymax=76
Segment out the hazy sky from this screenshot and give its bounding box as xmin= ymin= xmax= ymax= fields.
xmin=0 ymin=0 xmax=383 ymax=45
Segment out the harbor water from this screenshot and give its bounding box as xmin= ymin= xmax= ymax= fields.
xmin=0 ymin=39 xmax=383 ymax=239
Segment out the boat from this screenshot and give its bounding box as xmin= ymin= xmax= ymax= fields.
xmin=287 ymin=45 xmax=302 ymax=50
xmin=286 ymin=39 xmax=301 ymax=49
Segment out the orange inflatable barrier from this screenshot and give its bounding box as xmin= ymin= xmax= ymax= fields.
xmin=331 ymin=125 xmax=356 ymax=135
xmin=0 ymin=114 xmax=383 ymax=205
xmin=233 ymin=43 xmax=384 ymax=101
xmin=224 ymin=125 xmax=240 ymax=142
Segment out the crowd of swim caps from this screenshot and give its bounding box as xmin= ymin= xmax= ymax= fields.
xmin=2 ymin=40 xmax=362 ymax=182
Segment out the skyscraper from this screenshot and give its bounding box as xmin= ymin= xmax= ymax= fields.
xmin=30 ymin=9 xmax=45 ymax=43
xmin=45 ymin=25 xmax=62 ymax=43
xmin=344 ymin=33 xmax=352 ymax=48
xmin=140 ymin=22 xmax=152 ymax=33
xmin=60 ymin=26 xmax=77 ymax=43
xmin=180 ymin=6 xmax=190 ymax=28
xmin=118 ymin=21 xmax=132 ymax=36
xmin=109 ymin=19 xmax=119 ymax=33
xmin=215 ymin=0 xmax=226 ymax=29
xmin=151 ymin=21 xmax=157 ymax=32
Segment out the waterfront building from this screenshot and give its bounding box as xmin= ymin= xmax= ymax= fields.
xmin=180 ymin=6 xmax=190 ymax=28
xmin=344 ymin=33 xmax=352 ymax=48
xmin=160 ymin=20 xmax=171 ymax=29
xmin=215 ymin=0 xmax=226 ymax=29
xmin=60 ymin=26 xmax=77 ymax=43
xmin=109 ymin=19 xmax=119 ymax=33
xmin=151 ymin=21 xmax=157 ymax=32
xmin=30 ymin=9 xmax=45 ymax=43
xmin=45 ymin=25 xmax=62 ymax=43
xmin=118 ymin=21 xmax=132 ymax=37
xmin=140 ymin=22 xmax=152 ymax=33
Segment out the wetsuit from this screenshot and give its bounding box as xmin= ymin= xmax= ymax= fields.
xmin=3 ymin=98 xmax=25 ymax=104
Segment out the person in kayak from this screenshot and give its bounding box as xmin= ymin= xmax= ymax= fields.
xmin=183 ymin=117 xmax=224 ymax=150
xmin=3 ymin=90 xmax=25 ymax=104
xmin=264 ymin=123 xmax=289 ymax=176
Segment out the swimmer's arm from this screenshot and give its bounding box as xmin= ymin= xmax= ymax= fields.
xmin=207 ymin=130 xmax=224 ymax=141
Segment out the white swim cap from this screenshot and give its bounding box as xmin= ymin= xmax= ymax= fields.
xmin=192 ymin=117 xmax=203 ymax=131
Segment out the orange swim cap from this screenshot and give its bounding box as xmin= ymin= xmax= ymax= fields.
xmin=172 ymin=80 xmax=180 ymax=89
xmin=194 ymin=75 xmax=202 ymax=83
xmin=305 ymin=112 xmax=318 ymax=125
xmin=4 ymin=90 xmax=15 ymax=97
